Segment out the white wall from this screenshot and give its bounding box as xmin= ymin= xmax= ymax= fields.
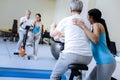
xmin=54 ymin=0 xmax=70 ymax=23
xmin=88 ymin=0 xmax=96 ymax=10
xmin=94 ymin=0 xmax=120 ymax=50
xmin=54 ymin=0 xmax=90 ymax=23
xmin=0 ymin=0 xmax=56 ymax=30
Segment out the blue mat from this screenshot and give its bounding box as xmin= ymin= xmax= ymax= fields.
xmin=0 ymin=67 xmax=66 ymax=79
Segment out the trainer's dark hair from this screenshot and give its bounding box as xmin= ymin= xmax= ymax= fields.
xmin=88 ymin=8 xmax=111 ymax=49
xmin=36 ymin=13 xmax=41 ymax=17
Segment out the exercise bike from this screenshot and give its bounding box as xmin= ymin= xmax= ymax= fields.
xmin=20 ymin=25 xmax=31 ymax=57
xmin=14 ymin=25 xmax=34 ymax=58
xmin=50 ymin=37 xmax=64 ymax=59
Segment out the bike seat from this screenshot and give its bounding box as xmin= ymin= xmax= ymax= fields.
xmin=68 ymin=64 xmax=88 ymax=70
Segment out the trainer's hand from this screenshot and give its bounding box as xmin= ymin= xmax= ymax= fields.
xmin=32 ymin=34 xmax=35 ymax=37
xmin=73 ymin=18 xmax=86 ymax=30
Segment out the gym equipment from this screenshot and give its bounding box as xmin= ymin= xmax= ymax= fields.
xmin=2 ymin=19 xmax=18 ymax=42
xmin=109 ymin=41 xmax=117 ymax=56
xmin=41 ymin=30 xmax=51 ymax=45
xmin=0 ymin=67 xmax=66 ymax=79
xmin=0 ymin=29 xmax=12 ymax=41
xmin=10 ymin=19 xmax=18 ymax=41
xmin=50 ymin=38 xmax=64 ymax=59
xmin=68 ymin=64 xmax=88 ymax=80
xmin=20 ymin=26 xmax=30 ymax=57
xmin=39 ymin=24 xmax=44 ymax=44
xmin=33 ymin=33 xmax=36 ymax=55
xmin=111 ymin=77 xmax=117 ymax=80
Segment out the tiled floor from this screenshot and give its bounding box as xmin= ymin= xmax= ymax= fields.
xmin=0 ymin=37 xmax=120 ymax=80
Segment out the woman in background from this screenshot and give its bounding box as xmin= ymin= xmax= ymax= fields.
xmin=33 ymin=13 xmax=42 ymax=60
xmin=73 ymin=8 xmax=116 ymax=80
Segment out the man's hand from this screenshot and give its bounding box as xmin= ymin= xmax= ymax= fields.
xmin=50 ymin=23 xmax=57 ymax=29
xmin=50 ymin=23 xmax=57 ymax=37
xmin=72 ymin=18 xmax=86 ymax=30
xmin=50 ymin=22 xmax=61 ymax=38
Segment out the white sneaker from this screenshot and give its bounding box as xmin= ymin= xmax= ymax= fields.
xmin=34 ymin=56 xmax=38 ymax=60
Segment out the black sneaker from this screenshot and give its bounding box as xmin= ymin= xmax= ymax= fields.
xmin=111 ymin=77 xmax=117 ymax=80
xmin=14 ymin=52 xmax=19 ymax=55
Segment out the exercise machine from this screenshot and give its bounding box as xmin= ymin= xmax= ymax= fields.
xmin=2 ymin=19 xmax=18 ymax=42
xmin=20 ymin=26 xmax=31 ymax=57
xmin=50 ymin=38 xmax=64 ymax=59
xmin=68 ymin=64 xmax=88 ymax=80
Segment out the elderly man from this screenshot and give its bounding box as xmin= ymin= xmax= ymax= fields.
xmin=14 ymin=10 xmax=34 ymax=55
xmin=50 ymin=0 xmax=92 ymax=80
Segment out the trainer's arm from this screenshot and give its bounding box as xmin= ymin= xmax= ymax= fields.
xmin=40 ymin=24 xmax=43 ymax=34
xmin=82 ymin=24 xmax=100 ymax=44
xmin=73 ymin=19 xmax=100 ymax=44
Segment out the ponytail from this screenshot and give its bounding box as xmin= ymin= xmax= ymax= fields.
xmin=99 ymin=18 xmax=111 ymax=49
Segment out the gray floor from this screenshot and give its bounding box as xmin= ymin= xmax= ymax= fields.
xmin=0 ymin=37 xmax=120 ymax=80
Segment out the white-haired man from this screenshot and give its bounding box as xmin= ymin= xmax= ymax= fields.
xmin=50 ymin=0 xmax=92 ymax=80
xmin=14 ymin=10 xmax=34 ymax=55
